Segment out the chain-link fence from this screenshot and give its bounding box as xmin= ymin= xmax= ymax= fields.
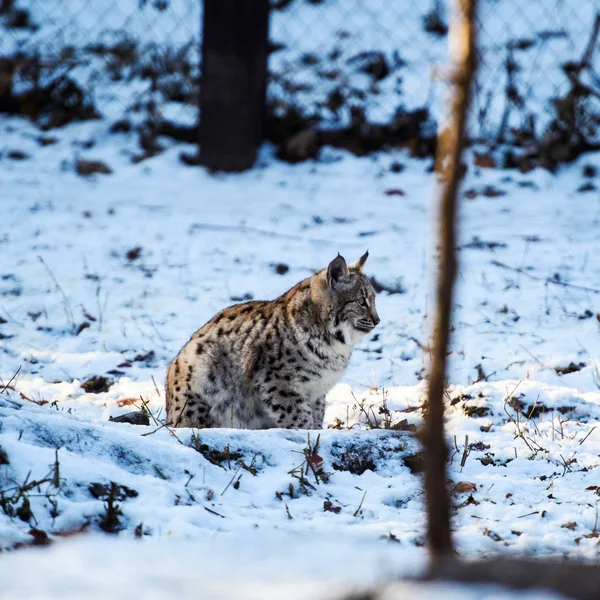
xmin=1 ymin=0 xmax=598 ymax=144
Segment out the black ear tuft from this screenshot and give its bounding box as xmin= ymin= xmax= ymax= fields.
xmin=327 ymin=254 xmax=349 ymax=288
xmin=350 ymin=250 xmax=369 ymax=272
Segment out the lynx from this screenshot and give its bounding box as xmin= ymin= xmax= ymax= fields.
xmin=165 ymin=252 xmax=379 ymax=430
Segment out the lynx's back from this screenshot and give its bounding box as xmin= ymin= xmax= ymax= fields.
xmin=165 ymin=253 xmax=379 ymax=429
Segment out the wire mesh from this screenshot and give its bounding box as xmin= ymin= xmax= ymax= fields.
xmin=0 ymin=0 xmax=598 ymax=140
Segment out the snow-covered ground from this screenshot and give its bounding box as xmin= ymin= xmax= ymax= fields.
xmin=0 ymin=110 xmax=599 ymax=597
xmin=1 ymin=1 xmax=600 ymax=598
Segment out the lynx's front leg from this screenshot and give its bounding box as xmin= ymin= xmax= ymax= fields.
xmin=312 ymin=395 xmax=326 ymax=429
xmin=261 ymin=386 xmax=314 ymax=429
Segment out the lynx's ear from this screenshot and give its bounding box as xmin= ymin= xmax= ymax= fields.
xmin=349 ymin=250 xmax=369 ymax=272
xmin=327 ymin=254 xmax=349 ymax=289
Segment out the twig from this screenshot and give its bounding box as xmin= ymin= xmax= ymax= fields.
xmin=352 ymin=392 xmax=379 ymax=429
xmin=409 ymin=336 xmax=432 ymax=353
xmin=502 ymin=382 xmax=537 ymax=453
xmin=153 ymin=465 xmax=167 ymax=480
xmin=151 ymin=375 xmax=162 ymax=399
xmin=138 ymin=395 xmax=161 ymax=426
xmin=460 ymin=435 xmax=470 ymax=471
xmin=490 ymin=260 xmax=600 ymax=295
xmin=517 ymin=511 xmax=539 ymax=519
xmin=38 ymin=256 xmax=76 ymax=328
xmin=172 ymin=396 xmax=190 ymax=429
xmin=353 ymin=490 xmax=367 ymax=517
xmin=579 ymin=427 xmax=596 ymax=446
xmin=558 ymin=453 xmax=574 ymax=476
xmin=140 ymin=417 xmax=183 ymax=445
xmin=189 ymin=222 xmax=355 ymax=248
xmin=52 ymin=449 xmax=60 ymax=488
xmin=0 ymin=365 xmax=21 ymax=394
xmin=518 ymin=345 xmax=550 ymax=371
xmin=575 ymin=13 xmax=600 ymax=74
xmin=220 ymin=463 xmax=243 ymax=496
xmin=451 ymin=435 xmax=460 ymax=464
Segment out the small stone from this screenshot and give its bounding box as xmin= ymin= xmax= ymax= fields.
xmin=7 ymin=150 xmax=29 ymax=160
xmin=582 ymin=164 xmax=596 ymax=178
xmin=109 ymin=411 xmax=150 ymax=426
xmin=76 ymin=159 xmax=112 ymax=177
xmin=577 ymin=182 xmax=596 ymax=193
xmin=37 ymin=136 xmax=58 ymax=147
xmin=109 ymin=119 xmax=132 ymax=134
xmin=126 ymin=247 xmax=142 ymax=261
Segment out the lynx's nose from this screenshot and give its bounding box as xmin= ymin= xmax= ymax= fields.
xmin=371 ymin=308 xmax=380 ymax=326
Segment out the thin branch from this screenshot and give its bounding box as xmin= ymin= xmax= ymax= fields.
xmin=189 ymin=222 xmax=355 ymax=248
xmin=0 ymin=365 xmax=21 ymax=395
xmin=38 ymin=256 xmax=76 ymax=329
xmin=577 ymin=13 xmax=600 ymax=74
xmin=425 ymin=0 xmax=478 ymax=561
xmin=491 ymin=260 xmax=600 ymax=295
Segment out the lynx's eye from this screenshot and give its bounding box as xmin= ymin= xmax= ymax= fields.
xmin=357 ymin=298 xmax=368 ymax=308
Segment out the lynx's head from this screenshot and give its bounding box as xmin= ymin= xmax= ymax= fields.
xmin=312 ymin=252 xmax=380 ymax=345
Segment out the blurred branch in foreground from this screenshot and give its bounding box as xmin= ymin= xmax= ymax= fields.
xmin=424 ymin=0 xmax=478 ymax=561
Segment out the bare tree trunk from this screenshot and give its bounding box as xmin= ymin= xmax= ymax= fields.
xmin=424 ymin=0 xmax=478 ymax=561
xmin=199 ymin=0 xmax=270 ymax=172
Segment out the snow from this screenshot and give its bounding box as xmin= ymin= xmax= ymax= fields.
xmin=1 ymin=1 xmax=600 ymax=598
xmin=0 ymin=537 xmax=570 ymax=600
xmin=1 ymin=117 xmax=599 ymax=595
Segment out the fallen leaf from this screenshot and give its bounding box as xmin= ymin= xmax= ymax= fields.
xmin=390 ymin=419 xmax=417 ymax=432
xmin=116 ymin=397 xmax=139 ymax=407
xmin=28 ymin=528 xmax=51 ymax=546
xmin=454 ymin=481 xmax=477 ymax=494
xmin=473 ymin=152 xmax=496 ymax=168
xmin=81 ymin=375 xmax=113 ymax=394
xmin=307 ymin=453 xmax=324 ymax=470
xmin=562 ymin=522 xmax=577 ymax=530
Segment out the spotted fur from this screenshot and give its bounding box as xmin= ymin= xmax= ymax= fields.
xmin=165 ymin=253 xmax=379 ymax=429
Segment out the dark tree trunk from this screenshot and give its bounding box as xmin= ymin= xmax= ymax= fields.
xmin=199 ymin=0 xmax=270 ymax=172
